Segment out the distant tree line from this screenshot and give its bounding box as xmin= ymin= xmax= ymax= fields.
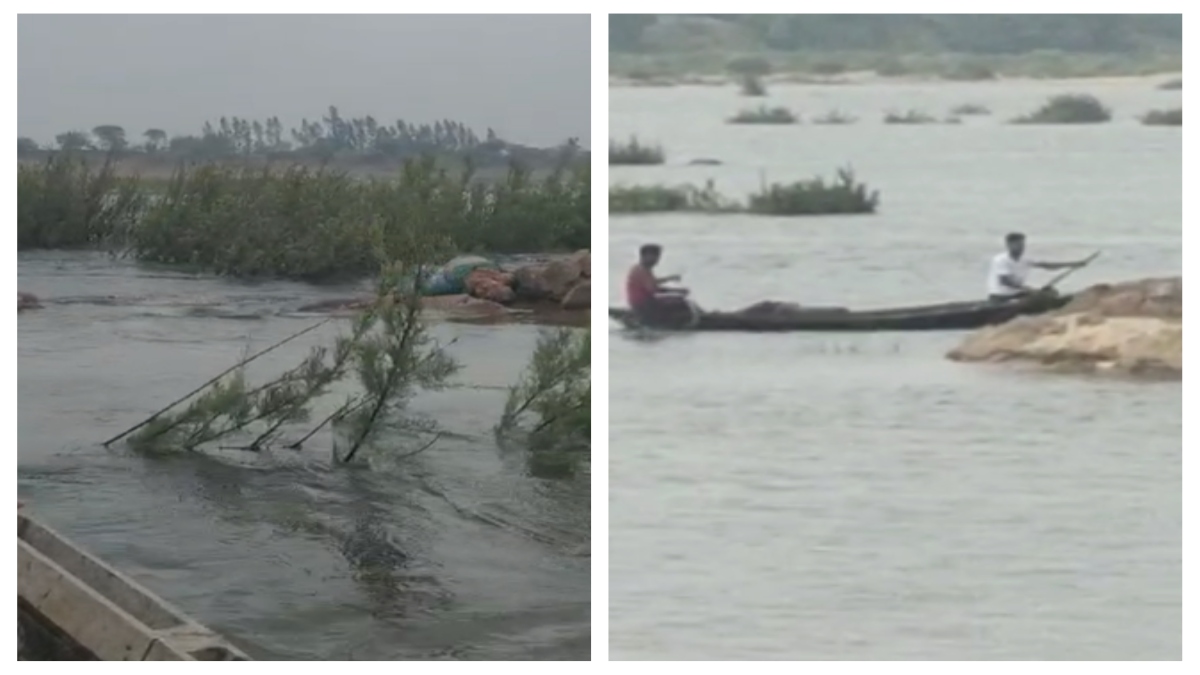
xmin=610 ymin=14 xmax=1182 ymax=55
xmin=17 ymin=105 xmax=582 ymax=163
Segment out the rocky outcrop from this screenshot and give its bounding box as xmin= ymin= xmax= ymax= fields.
xmin=18 ymin=292 xmax=41 ymax=311
xmin=473 ymin=250 xmax=591 ymax=311
xmin=418 ymin=294 xmax=513 ymax=319
xmin=948 ymin=277 xmax=1182 ymax=378
xmin=560 ymin=281 xmax=591 ymax=310
xmin=291 ymin=251 xmax=592 ymax=322
xmin=464 ymin=269 xmax=516 ymax=304
xmin=297 ymin=294 xmax=512 ymax=319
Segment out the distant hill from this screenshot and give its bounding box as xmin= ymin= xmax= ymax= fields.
xmin=611 ymin=15 xmax=1182 ymax=55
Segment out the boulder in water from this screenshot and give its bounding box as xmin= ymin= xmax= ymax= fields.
xmin=419 ymin=294 xmax=513 ymax=318
xmin=464 ymin=268 xmax=516 ymax=304
xmin=948 ymin=277 xmax=1182 ymax=378
xmin=560 ymin=280 xmax=591 ymax=310
xmin=513 ymin=251 xmax=589 ymax=302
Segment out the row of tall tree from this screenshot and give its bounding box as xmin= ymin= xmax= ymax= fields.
xmin=18 ymin=106 xmax=515 ymax=161
xmin=611 ymin=14 xmax=1182 ymax=55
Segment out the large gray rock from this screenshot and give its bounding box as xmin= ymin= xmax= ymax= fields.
xmin=948 ymin=277 xmax=1182 ymax=377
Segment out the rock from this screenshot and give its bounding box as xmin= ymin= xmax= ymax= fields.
xmin=948 ymin=277 xmax=1182 ymax=378
xmin=560 ymin=281 xmax=591 ymax=310
xmin=464 ymin=268 xmax=516 ymax=304
xmin=18 ymin=292 xmax=41 ymax=311
xmin=571 ymin=249 xmax=591 ymax=278
xmin=419 ymin=294 xmax=513 ymax=318
xmin=514 ymin=256 xmax=584 ymax=301
xmin=297 ymin=294 xmax=512 ymax=320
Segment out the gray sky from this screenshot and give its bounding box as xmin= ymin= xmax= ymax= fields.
xmin=19 ymin=14 xmax=590 ymax=148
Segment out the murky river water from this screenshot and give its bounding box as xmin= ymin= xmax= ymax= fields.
xmin=609 ymin=80 xmax=1181 ymax=660
xmin=18 ymin=252 xmax=589 ymax=660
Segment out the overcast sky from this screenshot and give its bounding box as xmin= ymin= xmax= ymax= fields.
xmin=19 ymin=14 xmax=590 ymax=148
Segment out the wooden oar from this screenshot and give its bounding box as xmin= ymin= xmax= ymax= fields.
xmin=1040 ymin=250 xmax=1101 ymax=292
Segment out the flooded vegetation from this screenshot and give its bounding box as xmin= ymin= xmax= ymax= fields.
xmin=610 ymin=169 xmax=879 ymax=216
xmin=19 ymin=13 xmax=591 ymax=660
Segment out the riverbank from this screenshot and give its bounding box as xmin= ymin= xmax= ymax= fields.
xmin=19 ymin=155 xmax=590 ymax=278
xmin=19 ymin=251 xmax=591 ymax=328
xmin=610 ymin=69 xmax=1184 ymax=90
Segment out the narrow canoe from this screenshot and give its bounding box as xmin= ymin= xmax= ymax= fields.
xmin=18 ymin=510 xmax=251 ymax=661
xmin=608 ymin=293 xmax=1072 ymax=333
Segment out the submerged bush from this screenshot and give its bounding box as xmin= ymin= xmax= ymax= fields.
xmin=18 ymin=153 xmax=146 ymax=249
xmin=609 ymin=182 xmax=738 ymax=214
xmin=746 ymin=168 xmax=879 ymax=215
xmin=883 ymin=110 xmax=938 ymax=125
xmin=727 ymin=105 xmax=798 ymax=125
xmin=1141 ymin=108 xmax=1182 ymax=126
xmin=611 ymin=169 xmax=879 ymax=217
xmin=609 ymin=136 xmax=666 ymax=165
xmin=1158 ymin=78 xmax=1182 ymax=90
xmin=499 ymin=328 xmax=590 ymax=478
xmin=739 ymin=74 xmax=768 ymax=97
xmin=950 ymin=103 xmax=991 ymax=116
xmin=812 ymin=110 xmax=858 ymax=125
xmin=1013 ymin=94 xmax=1112 ymax=124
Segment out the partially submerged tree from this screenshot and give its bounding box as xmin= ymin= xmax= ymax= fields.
xmin=117 ymin=235 xmax=463 ymax=467
xmin=499 ymin=328 xmax=591 ymax=478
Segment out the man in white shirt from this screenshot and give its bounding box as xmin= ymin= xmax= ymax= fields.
xmin=987 ymin=232 xmax=1086 ymax=301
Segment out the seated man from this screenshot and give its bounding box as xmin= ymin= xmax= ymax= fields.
xmin=626 ymin=243 xmax=695 ymax=326
xmin=987 ymin=232 xmax=1087 ymax=302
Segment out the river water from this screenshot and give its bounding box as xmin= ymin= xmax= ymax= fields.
xmin=609 ymin=79 xmax=1181 ymax=660
xmin=17 ymin=252 xmax=589 ymax=660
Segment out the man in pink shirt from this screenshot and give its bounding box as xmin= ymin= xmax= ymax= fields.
xmin=626 ymin=244 xmax=692 ymax=325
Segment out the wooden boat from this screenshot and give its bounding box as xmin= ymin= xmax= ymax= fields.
xmin=608 ymin=293 xmax=1072 ymax=333
xmin=18 ymin=510 xmax=251 ymax=661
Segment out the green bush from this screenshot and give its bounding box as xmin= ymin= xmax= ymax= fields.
xmin=18 ymin=153 xmax=146 ymax=250
xmin=611 ymin=169 xmax=880 ymax=217
xmin=23 ymin=157 xmax=589 ymax=280
xmin=727 ymin=105 xmax=798 ymax=124
xmin=609 ymin=136 xmax=666 ymax=165
xmin=500 ymin=328 xmax=590 ymax=478
xmin=746 ymin=168 xmax=879 ymax=215
xmin=1013 ymin=94 xmax=1112 ymax=124
xmin=1141 ymin=108 xmax=1182 ymax=126
xmin=609 ymin=182 xmax=738 ymax=214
